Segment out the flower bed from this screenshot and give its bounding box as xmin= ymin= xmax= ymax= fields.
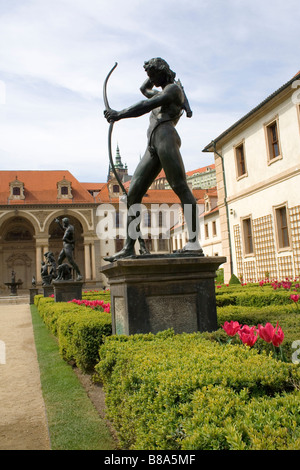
xmin=34 ymin=282 xmax=300 ymax=449
xmin=95 ymin=331 xmax=300 ymax=450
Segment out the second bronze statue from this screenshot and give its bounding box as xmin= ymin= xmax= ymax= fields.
xmin=55 ymin=217 xmax=83 ymax=281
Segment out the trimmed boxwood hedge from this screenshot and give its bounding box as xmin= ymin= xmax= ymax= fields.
xmin=216 ymin=290 xmax=293 ymax=307
xmin=58 ymin=310 xmax=112 ymax=371
xmin=95 ymin=331 xmax=300 ymax=450
xmin=34 ymin=292 xmax=112 ymax=371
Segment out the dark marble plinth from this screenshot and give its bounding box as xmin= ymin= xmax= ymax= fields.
xmin=53 ymin=280 xmax=83 ymax=302
xmin=29 ymin=287 xmax=39 ymax=304
xmin=101 ymin=254 xmax=226 ymax=335
xmin=43 ymin=285 xmax=54 ymax=297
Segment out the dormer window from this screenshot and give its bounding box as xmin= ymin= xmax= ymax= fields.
xmin=108 ymin=180 xmax=122 ymax=196
xmin=57 ymin=178 xmax=72 ymax=199
xmin=9 ymin=177 xmax=25 ymax=200
xmin=13 ymin=187 xmax=21 ymax=196
xmin=61 ymin=186 xmax=69 ymax=195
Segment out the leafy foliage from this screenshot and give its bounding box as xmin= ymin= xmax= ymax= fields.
xmin=95 ymin=331 xmax=300 ymax=450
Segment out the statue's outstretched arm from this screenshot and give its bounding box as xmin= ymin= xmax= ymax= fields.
xmin=104 ymin=86 xmax=176 ymax=122
xmin=55 ymin=218 xmax=64 ymax=231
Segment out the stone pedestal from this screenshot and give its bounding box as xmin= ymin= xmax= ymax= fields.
xmin=43 ymin=285 xmax=54 ymax=297
xmin=53 ymin=280 xmax=83 ymax=302
xmin=29 ymin=287 xmax=39 ymax=304
xmin=101 ymin=254 xmax=226 ymax=335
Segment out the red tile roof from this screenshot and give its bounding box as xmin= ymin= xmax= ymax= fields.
xmin=0 ymin=170 xmax=95 ymax=205
xmin=80 ymin=182 xmax=106 ymax=191
xmin=96 ymin=183 xmax=209 ymax=205
xmin=0 ymin=170 xmax=218 ymax=207
xmin=152 ymin=165 xmax=215 ymax=181
xmin=155 ymin=169 xmax=166 ymax=179
xmin=186 ymin=164 xmax=215 ymax=176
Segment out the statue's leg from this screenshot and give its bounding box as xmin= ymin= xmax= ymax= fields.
xmin=103 ymin=149 xmax=161 ymax=262
xmin=155 ymin=126 xmax=202 ymax=252
xmin=55 ymin=249 xmax=67 ymax=280
xmin=65 ymin=246 xmax=83 ymax=280
xmin=57 ymin=248 xmax=65 ymax=266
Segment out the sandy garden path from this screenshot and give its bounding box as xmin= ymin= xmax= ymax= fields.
xmin=0 ymin=299 xmax=51 ymax=450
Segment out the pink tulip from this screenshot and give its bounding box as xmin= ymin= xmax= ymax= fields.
xmin=258 ymin=322 xmax=284 ymax=347
xmin=222 ymin=321 xmax=241 ymax=337
xmin=290 ymin=294 xmax=300 ymax=303
xmin=258 ymin=322 xmax=276 ymax=343
xmin=238 ymin=325 xmax=258 ymax=347
xmin=272 ymin=323 xmax=284 ymax=347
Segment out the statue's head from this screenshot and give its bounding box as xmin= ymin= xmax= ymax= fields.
xmin=62 ymin=217 xmax=69 ymax=227
xmin=144 ymin=58 xmax=176 ymax=85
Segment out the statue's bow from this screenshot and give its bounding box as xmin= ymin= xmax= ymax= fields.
xmin=103 ymin=62 xmax=127 ymax=196
xmin=103 ymin=62 xmax=118 ymax=111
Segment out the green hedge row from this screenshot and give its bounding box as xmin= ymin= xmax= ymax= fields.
xmin=58 ymin=310 xmax=112 ymax=371
xmin=95 ymin=331 xmax=300 ymax=450
xmin=216 ymin=289 xmax=294 ymax=307
xmin=82 ymin=290 xmax=111 ymax=302
xmin=34 ymin=294 xmax=112 ymax=371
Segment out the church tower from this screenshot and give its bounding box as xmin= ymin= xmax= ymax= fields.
xmin=107 ymin=145 xmax=129 ymax=182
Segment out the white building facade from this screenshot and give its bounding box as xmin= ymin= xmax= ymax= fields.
xmin=203 ymin=72 xmax=300 ymax=283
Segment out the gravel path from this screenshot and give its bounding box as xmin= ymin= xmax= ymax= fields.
xmin=0 ymin=300 xmax=51 ymax=450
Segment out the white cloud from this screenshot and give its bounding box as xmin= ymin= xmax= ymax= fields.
xmin=0 ymin=0 xmax=299 ymax=181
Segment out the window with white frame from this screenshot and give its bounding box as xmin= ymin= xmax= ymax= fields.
xmin=265 ymin=117 xmax=282 ymax=163
xmin=212 ymin=220 xmax=217 ymax=237
xmin=274 ymin=204 xmax=290 ymax=249
xmin=234 ymin=141 xmax=247 ymax=178
xmin=242 ymin=216 xmax=254 ymax=255
xmin=205 ymin=223 xmax=209 ymax=239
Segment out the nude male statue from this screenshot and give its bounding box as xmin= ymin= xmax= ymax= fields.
xmin=55 ymin=217 xmax=83 ymax=281
xmin=104 ymin=58 xmax=203 ymax=262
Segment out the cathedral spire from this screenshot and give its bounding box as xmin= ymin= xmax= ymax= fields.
xmin=114 ymin=144 xmax=124 ymax=169
xmin=107 ymin=145 xmax=128 ymax=182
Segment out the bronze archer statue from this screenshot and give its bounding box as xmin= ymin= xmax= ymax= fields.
xmin=104 ymin=58 xmax=203 ymax=262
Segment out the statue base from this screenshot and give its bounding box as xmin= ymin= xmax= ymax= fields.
xmin=29 ymin=287 xmax=39 ymax=304
xmin=101 ymin=254 xmax=226 ymax=335
xmin=43 ymin=285 xmax=54 ymax=297
xmin=53 ymin=280 xmax=84 ymax=303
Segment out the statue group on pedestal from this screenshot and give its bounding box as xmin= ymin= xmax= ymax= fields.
xmin=41 ymin=217 xmax=82 ymax=285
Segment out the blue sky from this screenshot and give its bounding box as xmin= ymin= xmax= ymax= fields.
xmin=0 ymin=0 xmax=299 ymax=182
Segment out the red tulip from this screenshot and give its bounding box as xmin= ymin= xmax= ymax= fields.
xmin=290 ymin=294 xmax=300 ymax=303
xmin=272 ymin=323 xmax=284 ymax=347
xmin=258 ymin=322 xmax=275 ymax=343
xmin=238 ymin=325 xmax=258 ymax=347
xmin=258 ymin=322 xmax=284 ymax=347
xmin=222 ymin=321 xmax=241 ymax=337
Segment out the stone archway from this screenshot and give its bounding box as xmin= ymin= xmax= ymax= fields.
xmin=48 ymin=216 xmax=84 ymax=278
xmin=0 ymin=216 xmax=36 ymax=290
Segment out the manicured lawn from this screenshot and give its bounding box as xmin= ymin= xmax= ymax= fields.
xmin=30 ymin=305 xmax=116 ymax=450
